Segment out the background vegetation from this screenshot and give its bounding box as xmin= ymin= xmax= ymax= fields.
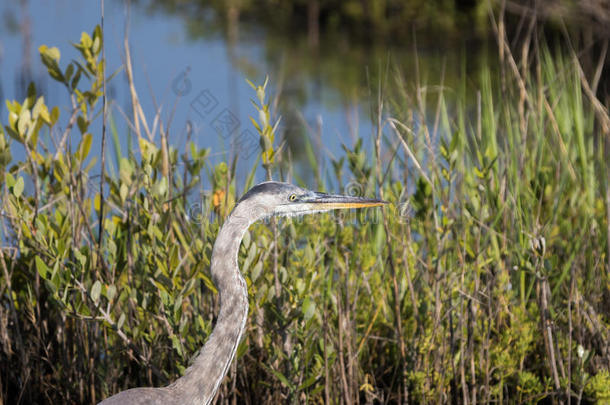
xmin=1 ymin=5 xmax=610 ymax=405
xmin=147 ymin=0 xmax=610 ymax=44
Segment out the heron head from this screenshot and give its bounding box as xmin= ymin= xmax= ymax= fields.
xmin=235 ymin=181 xmax=386 ymax=222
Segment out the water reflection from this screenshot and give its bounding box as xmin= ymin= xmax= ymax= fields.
xmin=0 ymin=0 xmax=505 ymax=184
xmin=0 ymin=1 xmax=606 ymax=208
xmin=135 ymin=0 xmax=501 ymax=181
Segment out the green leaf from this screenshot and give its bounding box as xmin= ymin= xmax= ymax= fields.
xmin=94 ymin=193 xmax=101 ymax=212
xmin=71 ymin=67 xmax=82 ymax=90
xmin=139 ymin=138 xmax=158 ymax=162
xmin=251 ymin=261 xmax=263 ymax=282
xmin=41 ymin=45 xmax=60 ymax=62
xmin=77 ymin=115 xmax=89 ymax=134
xmin=50 ymin=106 xmax=60 ymax=125
xmin=302 ymin=297 xmax=316 ymax=321
xmin=155 ymin=177 xmax=168 ymax=196
xmin=91 ymin=280 xmax=102 ymax=304
xmin=5 ymin=172 xmax=15 ymax=188
xmin=35 ymin=256 xmax=49 ymax=279
xmin=80 ymin=32 xmax=93 ymax=49
xmin=17 ymin=108 xmax=31 ymax=136
xmin=79 ymin=133 xmax=93 ymax=161
xmin=297 ymin=375 xmax=318 ymax=391
xmin=39 ymin=45 xmax=64 ymax=82
xmin=171 ymin=335 xmax=183 ymax=357
xmin=92 ymin=35 xmax=101 ymax=55
xmin=31 ymin=97 xmax=45 ymax=120
xmin=119 ymin=183 xmax=128 ymax=202
xmin=117 ymin=313 xmax=126 ymax=329
xmin=25 ymin=83 xmax=37 ymax=108
xmin=269 ymin=368 xmax=295 ymax=390
xmin=64 ymin=63 xmax=74 ymax=83
xmin=5 ymin=100 xmax=20 ymax=115
xmin=73 ymin=249 xmax=86 ymax=266
xmin=13 ymin=177 xmax=24 ymax=198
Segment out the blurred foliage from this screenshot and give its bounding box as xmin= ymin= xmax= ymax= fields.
xmin=1 ymin=19 xmax=610 ymax=405
xmin=145 ymin=0 xmax=609 ymax=44
xmin=585 ymin=369 xmax=610 ymax=402
xmin=139 ymin=0 xmax=609 ymax=172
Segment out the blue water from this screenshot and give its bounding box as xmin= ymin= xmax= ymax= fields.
xmin=0 ymin=0 xmax=372 ymax=188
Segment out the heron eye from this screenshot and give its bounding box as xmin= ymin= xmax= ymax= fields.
xmin=289 ymin=194 xmax=297 ymax=202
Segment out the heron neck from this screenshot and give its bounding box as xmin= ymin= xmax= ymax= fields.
xmin=170 ymin=208 xmax=252 ymax=405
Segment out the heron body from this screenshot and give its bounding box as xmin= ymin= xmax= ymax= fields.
xmin=99 ymin=182 xmax=385 ymax=405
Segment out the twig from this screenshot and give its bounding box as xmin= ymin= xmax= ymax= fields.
xmin=607 ymin=170 xmax=610 ymax=280
xmin=388 ymin=118 xmax=433 ymax=188
xmin=54 ymin=105 xmax=79 ymax=160
xmin=122 ymin=2 xmax=141 ymax=142
xmin=538 ymin=276 xmax=561 ymax=394
xmin=97 ymin=0 xmax=107 ymax=277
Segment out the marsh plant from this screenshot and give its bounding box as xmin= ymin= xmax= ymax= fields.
xmin=1 ymin=20 xmax=609 ymax=405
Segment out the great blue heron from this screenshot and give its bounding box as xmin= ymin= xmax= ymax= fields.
xmin=99 ymin=181 xmax=386 ymax=405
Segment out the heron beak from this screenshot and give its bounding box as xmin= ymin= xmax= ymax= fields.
xmin=304 ymin=192 xmax=388 ymax=210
